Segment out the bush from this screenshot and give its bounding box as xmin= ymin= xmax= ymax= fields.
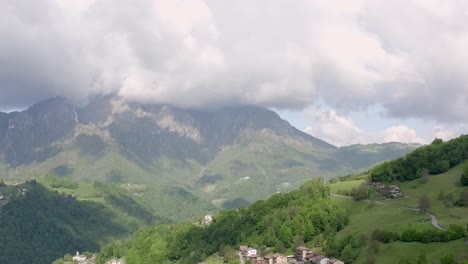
xmin=45 ymin=175 xmax=79 ymax=189
xmin=401 ymin=228 xmax=421 ymax=242
xmin=377 ymin=224 xmax=465 ymax=244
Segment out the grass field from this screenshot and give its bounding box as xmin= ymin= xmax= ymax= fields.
xmin=329 ymin=179 xmax=365 ymax=194
xmin=374 ymin=240 xmax=468 ymax=264
xmin=387 ymin=162 xmax=468 ymax=227
xmin=329 ymin=165 xmax=468 ymax=264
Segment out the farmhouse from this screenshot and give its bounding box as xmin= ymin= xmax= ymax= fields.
xmin=264 ymin=253 xmax=287 ymax=264
xmin=242 ymin=247 xmax=257 ymax=256
xmin=295 ymin=246 xmax=313 ymax=261
xmin=247 ymin=255 xmax=264 ymax=263
xmin=380 ymin=185 xmax=402 ymax=198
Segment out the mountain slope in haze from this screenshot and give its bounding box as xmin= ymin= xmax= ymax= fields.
xmin=0 ymin=96 xmax=419 ymax=216
xmin=335 ymin=142 xmax=422 ymax=170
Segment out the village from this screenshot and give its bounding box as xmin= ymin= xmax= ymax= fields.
xmin=65 ymin=245 xmax=345 ymax=264
xmin=235 ymin=245 xmax=345 ymax=264
xmin=56 ymin=251 xmax=123 ymax=264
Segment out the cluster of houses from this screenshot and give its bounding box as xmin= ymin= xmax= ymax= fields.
xmin=69 ymin=251 xmax=123 ymax=264
xmin=239 ymin=246 xmax=345 ymax=264
xmin=370 ymin=182 xmax=402 ymax=198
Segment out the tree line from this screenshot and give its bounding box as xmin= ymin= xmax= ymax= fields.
xmin=371 ymin=135 xmax=468 ymax=182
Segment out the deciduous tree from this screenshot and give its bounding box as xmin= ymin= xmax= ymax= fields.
xmin=418 ymin=195 xmax=431 ymax=212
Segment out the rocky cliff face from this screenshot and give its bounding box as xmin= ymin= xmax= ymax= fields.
xmin=108 ymin=102 xmax=336 ymax=165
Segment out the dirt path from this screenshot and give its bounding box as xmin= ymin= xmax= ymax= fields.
xmin=426 ymin=211 xmax=445 ymax=231
xmin=331 ymin=193 xmax=445 ymax=231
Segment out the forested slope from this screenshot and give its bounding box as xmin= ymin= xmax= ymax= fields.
xmin=96 ymin=179 xmax=349 ymax=264
xmin=0 ymin=180 xmax=166 ymax=264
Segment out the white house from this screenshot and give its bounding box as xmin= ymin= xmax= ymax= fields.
xmin=320 ymin=257 xmax=330 ymax=264
xmin=72 ymin=251 xmax=87 ymax=262
xmin=245 ymin=248 xmax=257 ymax=256
xmin=204 ymin=215 xmax=213 ymax=224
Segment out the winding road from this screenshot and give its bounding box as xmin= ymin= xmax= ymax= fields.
xmin=331 ymin=193 xmax=446 ymax=231
xmin=426 ymin=211 xmax=445 ymax=231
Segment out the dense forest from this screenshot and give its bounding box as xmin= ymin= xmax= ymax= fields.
xmin=96 ymin=179 xmax=349 ymax=264
xmin=370 ymin=135 xmax=468 ymax=182
xmin=0 ymin=180 xmax=164 ymax=264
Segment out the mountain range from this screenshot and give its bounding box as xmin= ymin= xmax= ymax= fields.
xmin=0 ymin=96 xmax=419 ymax=218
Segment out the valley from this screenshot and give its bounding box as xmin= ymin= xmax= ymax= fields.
xmin=2 ymin=1 xmax=468 ymax=263
xmin=0 ymin=97 xmax=465 ymax=264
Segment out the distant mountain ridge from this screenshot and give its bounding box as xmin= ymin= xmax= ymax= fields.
xmin=0 ymin=96 xmax=333 ymax=165
xmin=0 ymin=96 xmax=420 ymax=215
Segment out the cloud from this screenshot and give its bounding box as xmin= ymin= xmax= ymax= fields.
xmin=431 ymin=124 xmax=468 ymax=142
xmin=0 ymin=0 xmax=467 ymax=124
xmin=304 ymin=109 xmax=372 ymax=146
xmin=304 ymin=109 xmax=424 ymax=146
xmin=383 ymin=125 xmax=424 ymax=144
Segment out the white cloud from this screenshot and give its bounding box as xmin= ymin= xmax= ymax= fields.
xmin=304 ymin=109 xmax=372 ymax=146
xmin=383 ymin=125 xmax=424 ymax=143
xmin=431 ymin=125 xmax=468 ymax=142
xmin=304 ymin=109 xmax=425 ymax=146
xmin=0 ymin=0 xmax=467 ymax=126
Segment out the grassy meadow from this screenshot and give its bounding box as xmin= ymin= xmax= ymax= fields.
xmin=329 ymin=164 xmax=468 ymax=263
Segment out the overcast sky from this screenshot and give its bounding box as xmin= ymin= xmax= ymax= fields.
xmin=1 ymin=0 xmax=467 ymax=146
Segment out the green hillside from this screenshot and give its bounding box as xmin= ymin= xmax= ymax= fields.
xmin=371 ymin=135 xmax=468 ymax=182
xmin=94 ymin=179 xmax=349 ymax=264
xmin=330 ymin=164 xmax=468 ymax=263
xmin=36 ymin=175 xmax=171 ymax=225
xmin=192 ymin=130 xmax=350 ymax=206
xmin=91 ymin=160 xmax=468 ymax=264
xmin=3 ymin=144 xmax=219 ymax=221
